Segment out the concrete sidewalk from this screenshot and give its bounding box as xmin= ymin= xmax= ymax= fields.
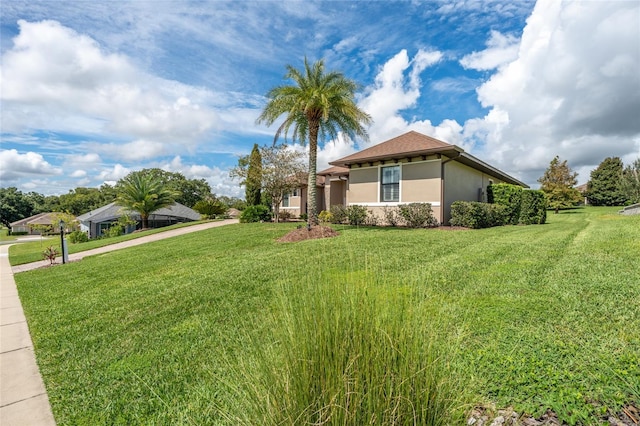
xmin=1 ymin=244 xmax=56 ymax=425
xmin=1 ymin=219 xmax=238 ymax=424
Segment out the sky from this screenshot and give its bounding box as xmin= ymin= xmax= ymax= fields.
xmin=1 ymin=0 xmax=639 ymax=198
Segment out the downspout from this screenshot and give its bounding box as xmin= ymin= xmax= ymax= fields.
xmin=440 ymin=153 xmax=461 ymax=225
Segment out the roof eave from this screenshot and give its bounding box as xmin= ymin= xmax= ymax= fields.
xmin=330 ymin=146 xmax=463 ymax=167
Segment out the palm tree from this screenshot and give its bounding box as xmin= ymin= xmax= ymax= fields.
xmin=257 ymin=58 xmax=372 ymax=225
xmin=116 ymin=173 xmax=179 ymax=229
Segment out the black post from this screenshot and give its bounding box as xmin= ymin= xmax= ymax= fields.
xmin=59 ymin=222 xmax=66 ymax=264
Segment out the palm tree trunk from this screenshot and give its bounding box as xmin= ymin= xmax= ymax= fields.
xmin=141 ymin=214 xmax=149 ymax=229
xmin=307 ymin=124 xmax=319 ymax=225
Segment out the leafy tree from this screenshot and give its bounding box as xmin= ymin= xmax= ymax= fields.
xmin=621 ymin=158 xmax=640 ymax=204
xmin=587 ymin=157 xmax=628 ymax=206
xmin=0 ymin=187 xmax=35 ymax=228
xmin=115 ymin=173 xmax=179 ymax=229
xmin=231 ymin=145 xmax=306 ymax=222
xmin=217 ymin=195 xmax=246 ymax=211
xmin=538 ymin=156 xmax=582 ymax=213
xmin=257 ymin=58 xmax=371 ymax=224
xmin=193 ymin=196 xmax=228 ymax=218
xmin=116 ymin=169 xmax=211 ymax=208
xmin=245 ymin=144 xmax=262 ymax=206
xmin=59 ymin=187 xmax=109 ymax=216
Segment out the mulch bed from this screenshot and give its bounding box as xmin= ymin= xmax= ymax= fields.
xmin=277 ymin=225 xmax=340 ymax=243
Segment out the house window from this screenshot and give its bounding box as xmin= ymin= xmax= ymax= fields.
xmin=292 ymin=188 xmax=299 ymax=197
xmin=381 ymin=165 xmax=400 ymax=202
xmin=283 ymin=192 xmax=290 ymax=207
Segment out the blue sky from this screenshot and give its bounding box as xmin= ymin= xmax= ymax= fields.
xmin=1 ymin=0 xmax=639 ymax=198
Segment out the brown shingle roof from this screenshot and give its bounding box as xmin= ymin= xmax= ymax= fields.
xmin=330 ymin=131 xmax=460 ymax=166
xmin=318 ymin=166 xmax=349 ymax=176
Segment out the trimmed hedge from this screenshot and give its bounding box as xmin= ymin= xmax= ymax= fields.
xmin=519 ymin=190 xmax=547 ymax=224
xmin=488 ymin=183 xmax=523 ymax=225
xmin=450 ymin=201 xmax=507 ymax=229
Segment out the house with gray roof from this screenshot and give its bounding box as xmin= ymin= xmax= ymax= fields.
xmin=77 ymin=202 xmax=201 ymax=238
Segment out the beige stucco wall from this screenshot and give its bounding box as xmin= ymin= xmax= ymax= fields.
xmin=347 ymin=167 xmax=378 ymax=204
xmin=441 ymin=160 xmax=503 ymax=223
xmin=401 ymin=161 xmax=441 ymax=203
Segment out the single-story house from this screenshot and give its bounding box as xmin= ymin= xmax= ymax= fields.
xmin=77 ymin=202 xmax=201 ymax=238
xmin=10 ymin=212 xmax=73 ymax=235
xmin=282 ymin=131 xmax=528 ymax=224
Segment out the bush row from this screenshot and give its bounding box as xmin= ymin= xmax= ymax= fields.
xmin=325 ymin=203 xmax=438 ymax=228
xmin=451 ymin=184 xmax=547 ymax=228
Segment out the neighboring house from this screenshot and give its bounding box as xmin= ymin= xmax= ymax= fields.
xmin=77 ymin=202 xmax=201 ymax=238
xmin=576 ymin=183 xmax=589 ymax=205
xmin=280 ymin=176 xmax=326 ymax=217
xmin=10 ymin=212 xmax=72 ymax=235
xmin=283 ymin=131 xmax=528 ymax=224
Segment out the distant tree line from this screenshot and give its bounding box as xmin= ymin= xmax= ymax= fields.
xmin=0 ymin=168 xmax=246 ymax=229
xmin=538 ymin=156 xmax=640 ymax=211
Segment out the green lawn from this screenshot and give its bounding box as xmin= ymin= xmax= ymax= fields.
xmin=14 ymin=207 xmax=639 ymax=425
xmin=8 ymin=220 xmax=210 ymax=266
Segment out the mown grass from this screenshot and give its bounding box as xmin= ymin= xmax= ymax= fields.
xmin=15 ymin=207 xmax=640 ymax=425
xmin=8 ymin=220 xmax=210 ymax=266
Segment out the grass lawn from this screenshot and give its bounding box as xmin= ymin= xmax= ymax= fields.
xmin=8 ymin=220 xmax=210 ymax=266
xmin=14 ymin=207 xmax=639 ymax=425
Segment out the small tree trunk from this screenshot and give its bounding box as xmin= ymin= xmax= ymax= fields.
xmin=141 ymin=214 xmax=149 ymax=228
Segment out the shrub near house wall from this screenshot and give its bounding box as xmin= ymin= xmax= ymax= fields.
xmin=240 ymin=205 xmax=272 ymax=223
xmin=488 ymin=183 xmax=523 ymax=225
xmin=398 ymin=203 xmax=439 ymax=228
xmin=450 ymin=201 xmax=507 ymax=229
xmin=519 ymin=190 xmax=547 ymax=224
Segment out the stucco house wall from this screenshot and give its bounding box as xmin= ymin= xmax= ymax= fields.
xmin=441 ymin=160 xmax=507 ymax=223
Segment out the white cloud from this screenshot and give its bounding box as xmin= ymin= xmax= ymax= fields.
xmin=0 ymin=149 xmax=62 ymax=181
xmin=357 ymin=49 xmax=465 ymax=147
xmin=1 ymin=20 xmax=220 ymax=154
xmin=70 ymin=170 xmax=87 ymax=178
xmin=464 ymin=0 xmax=640 ymax=185
xmin=97 ymin=164 xmax=130 ymax=182
xmin=460 ymin=30 xmax=520 ymax=71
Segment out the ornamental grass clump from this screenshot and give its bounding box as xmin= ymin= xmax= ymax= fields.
xmin=222 ymin=266 xmax=464 ymax=425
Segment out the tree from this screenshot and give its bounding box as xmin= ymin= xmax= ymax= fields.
xmin=621 ymin=158 xmax=640 ymax=204
xmin=257 ymin=58 xmax=371 ymax=225
xmin=231 ymin=145 xmax=306 ymax=222
xmin=115 ymin=173 xmax=179 ymax=229
xmin=538 ymin=156 xmax=582 ymax=213
xmin=59 ymin=187 xmax=110 ymax=216
xmin=115 ymin=169 xmax=211 ymax=208
xmin=193 ymin=196 xmax=228 ymax=218
xmin=246 ymin=144 xmax=262 ymax=206
xmin=587 ymin=157 xmax=628 ymax=206
xmin=0 ymin=187 xmax=35 ymax=229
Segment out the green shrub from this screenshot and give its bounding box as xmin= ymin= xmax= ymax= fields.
xmin=346 ymin=205 xmax=368 ymax=226
xmin=488 ymin=183 xmax=523 ymax=225
xmin=278 ymin=210 xmax=293 ymax=222
xmin=450 ymin=201 xmax=507 ymax=229
xmin=299 ymin=213 xmax=308 ymax=221
xmin=240 ymin=205 xmax=272 ymax=223
xmin=11 ymin=231 xmax=28 ymax=236
xmin=398 ymin=203 xmax=439 ymax=228
xmin=519 ymin=190 xmax=547 ymax=224
xmin=68 ymin=230 xmax=89 ymax=244
xmin=318 ymin=210 xmax=333 ymax=224
xmin=382 ymin=206 xmax=400 ymax=227
xmin=329 ymin=205 xmax=347 ymax=224
xmin=364 ymin=209 xmax=379 ymax=226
